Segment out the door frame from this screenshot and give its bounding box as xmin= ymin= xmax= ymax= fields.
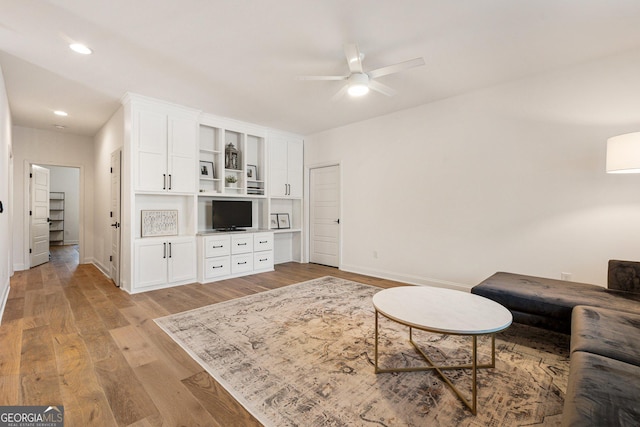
xmin=23 ymin=160 xmax=85 ymax=269
xmin=304 ymin=162 xmax=342 ymax=267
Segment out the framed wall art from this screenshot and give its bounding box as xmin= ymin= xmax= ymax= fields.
xmin=141 ymin=210 xmax=178 ymax=237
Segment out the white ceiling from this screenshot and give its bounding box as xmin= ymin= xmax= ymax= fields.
xmin=2 ymin=0 xmax=640 ymax=137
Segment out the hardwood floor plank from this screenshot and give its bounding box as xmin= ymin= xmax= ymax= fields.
xmin=52 ymin=333 xmax=118 ymax=427
xmin=134 ymin=360 xmax=217 ymax=427
xmin=109 ymin=325 xmax=157 ymax=368
xmin=93 ymin=351 xmax=160 ymax=426
xmin=20 ymin=325 xmax=62 ymax=406
xmin=0 ymin=319 xmax=23 ymax=405
xmin=182 ymin=371 xmax=262 ymax=427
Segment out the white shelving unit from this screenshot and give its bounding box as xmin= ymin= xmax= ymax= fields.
xmin=49 ymin=191 xmax=65 ymax=245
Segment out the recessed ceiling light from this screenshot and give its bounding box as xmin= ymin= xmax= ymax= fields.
xmin=54 ymin=110 xmax=68 ymax=117
xmin=69 ymin=43 xmax=92 ymax=55
xmin=53 ymin=125 xmax=66 ymax=129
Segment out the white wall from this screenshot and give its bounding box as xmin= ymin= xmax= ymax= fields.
xmin=40 ymin=165 xmax=80 ymax=244
xmin=92 ymin=107 xmax=124 ymax=276
xmin=305 ymin=48 xmax=640 ymax=289
xmin=0 ymin=65 xmax=12 ymax=322
xmin=12 ymin=126 xmax=94 ymax=270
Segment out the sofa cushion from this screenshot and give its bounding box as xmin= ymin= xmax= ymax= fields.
xmin=472 ymin=272 xmax=640 ymax=333
xmin=562 ymin=351 xmax=640 ymax=427
xmin=571 ymin=306 xmax=640 ymax=367
xmin=608 ymin=260 xmax=640 ymax=294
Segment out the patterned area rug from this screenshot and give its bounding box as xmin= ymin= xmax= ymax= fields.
xmin=155 ymin=277 xmax=570 ymax=426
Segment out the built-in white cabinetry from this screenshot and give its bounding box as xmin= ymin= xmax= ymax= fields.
xmin=132 ymin=98 xmax=198 ymax=193
xmin=119 ymin=93 xmax=303 ymax=294
xmin=268 ymin=131 xmax=304 ymax=263
xmin=269 ymin=134 xmax=303 ymax=198
xmin=197 ymin=231 xmax=274 ymax=283
xmin=134 ymin=236 xmax=196 ymax=291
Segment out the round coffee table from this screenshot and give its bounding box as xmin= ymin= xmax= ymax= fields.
xmin=372 ymin=286 xmax=512 ymax=415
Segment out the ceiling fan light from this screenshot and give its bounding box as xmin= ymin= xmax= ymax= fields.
xmin=347 ymin=73 xmax=370 ymax=97
xmin=348 ymin=84 xmax=369 ymax=97
xmin=69 ymin=43 xmax=92 ymax=55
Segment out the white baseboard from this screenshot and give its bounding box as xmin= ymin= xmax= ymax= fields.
xmin=0 ymin=278 xmax=10 ymax=326
xmin=13 ymin=263 xmax=26 ymax=272
xmin=339 ymin=263 xmax=472 ymax=292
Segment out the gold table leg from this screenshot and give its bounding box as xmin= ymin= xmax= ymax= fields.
xmin=374 ymin=310 xmax=497 ymax=415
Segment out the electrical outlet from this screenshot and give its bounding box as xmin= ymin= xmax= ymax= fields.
xmin=561 ymin=272 xmax=572 ymax=281
xmin=373 ymin=250 xmax=378 ymax=259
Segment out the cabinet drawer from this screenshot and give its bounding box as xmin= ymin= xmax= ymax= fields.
xmin=253 ymin=232 xmax=274 ymax=252
xmin=205 ymin=256 xmax=231 ymax=279
xmin=254 ymin=251 xmax=273 ymax=271
xmin=205 ymin=235 xmax=231 ymax=258
xmin=231 ymin=235 xmax=254 ymax=254
xmin=231 ymin=254 xmax=253 ymax=274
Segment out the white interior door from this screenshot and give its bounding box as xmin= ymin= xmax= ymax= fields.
xmin=309 ymin=165 xmax=340 ymax=267
xmin=30 ymin=164 xmax=50 ymax=267
xmin=110 ymin=149 xmax=122 ymax=286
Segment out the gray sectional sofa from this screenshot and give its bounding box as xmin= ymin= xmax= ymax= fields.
xmin=471 ymin=260 xmax=640 ymax=427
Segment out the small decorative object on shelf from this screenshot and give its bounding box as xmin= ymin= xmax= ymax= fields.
xmin=277 ymin=213 xmax=290 ymax=229
xmin=270 ymin=214 xmax=278 ymax=229
xmin=225 ymin=175 xmax=238 ymax=188
xmin=141 ymin=210 xmax=178 ymax=237
xmin=200 ymin=161 xmax=214 ymax=178
xmin=225 ymin=143 xmax=240 ymax=170
xmin=247 ymin=164 xmax=258 ymax=179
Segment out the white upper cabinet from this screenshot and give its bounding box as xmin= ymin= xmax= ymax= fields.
xmin=269 ymin=133 xmax=303 ymax=198
xmin=129 ymin=96 xmax=199 ymax=193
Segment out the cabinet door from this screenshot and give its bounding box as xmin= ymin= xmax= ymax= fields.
xmin=168 ymin=237 xmax=197 ymax=284
xmin=269 ymin=136 xmax=289 ymax=197
xmin=168 ymin=115 xmax=197 ymax=193
xmin=134 ymin=239 xmax=168 ymax=289
xmin=134 ymin=109 xmax=168 ymax=192
xmin=287 ymin=139 xmax=304 ymax=198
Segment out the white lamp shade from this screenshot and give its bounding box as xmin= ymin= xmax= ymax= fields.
xmin=606 ymin=132 xmax=640 ymax=173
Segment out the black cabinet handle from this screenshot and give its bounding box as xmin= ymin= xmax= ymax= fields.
xmin=168 ymin=242 xmax=172 ymax=258
xmin=163 ymin=242 xmax=167 ymax=259
xmin=259 ymin=240 xmax=267 ymax=244
xmin=168 ymin=174 xmax=172 ymax=190
xmin=238 ymin=243 xmax=247 ymax=246
xmin=238 ymin=261 xmax=247 ymax=265
xmin=163 ymin=174 xmax=166 ymax=190
xmin=212 ymin=245 xmax=223 ymax=249
xmin=259 ymin=258 xmax=268 ymax=262
xmin=212 ymin=265 xmax=223 ymax=269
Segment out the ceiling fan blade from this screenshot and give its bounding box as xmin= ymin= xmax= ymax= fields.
xmin=296 ymin=75 xmax=348 ymax=81
xmin=344 ymin=43 xmax=363 ymax=73
xmin=331 ymin=84 xmax=348 ymax=102
xmin=368 ymin=57 xmax=425 ymax=79
xmin=368 ymin=80 xmax=397 ymax=97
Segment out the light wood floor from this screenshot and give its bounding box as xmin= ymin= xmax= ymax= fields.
xmin=0 ymin=245 xmax=404 ymax=426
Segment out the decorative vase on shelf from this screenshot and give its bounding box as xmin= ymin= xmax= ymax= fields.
xmin=225 ymin=143 xmax=239 ymax=170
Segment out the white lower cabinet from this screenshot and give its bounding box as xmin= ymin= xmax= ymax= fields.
xmin=134 ymin=236 xmax=196 ymax=292
xmin=198 ymin=231 xmax=274 ymax=283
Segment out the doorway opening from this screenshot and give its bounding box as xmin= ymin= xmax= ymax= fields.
xmin=28 ymin=163 xmax=82 ymax=269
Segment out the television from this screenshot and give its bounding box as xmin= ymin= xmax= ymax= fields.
xmin=212 ymin=200 xmax=252 ymax=231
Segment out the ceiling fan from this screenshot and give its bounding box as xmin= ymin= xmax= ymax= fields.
xmin=297 ymin=43 xmax=425 ymax=99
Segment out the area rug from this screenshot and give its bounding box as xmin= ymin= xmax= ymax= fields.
xmin=155 ymin=276 xmax=570 ymax=426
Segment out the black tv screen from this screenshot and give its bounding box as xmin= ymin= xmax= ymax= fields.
xmin=212 ymin=200 xmax=252 ymax=231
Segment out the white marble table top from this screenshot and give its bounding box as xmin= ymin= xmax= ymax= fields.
xmin=372 ymin=286 xmax=513 ymax=335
